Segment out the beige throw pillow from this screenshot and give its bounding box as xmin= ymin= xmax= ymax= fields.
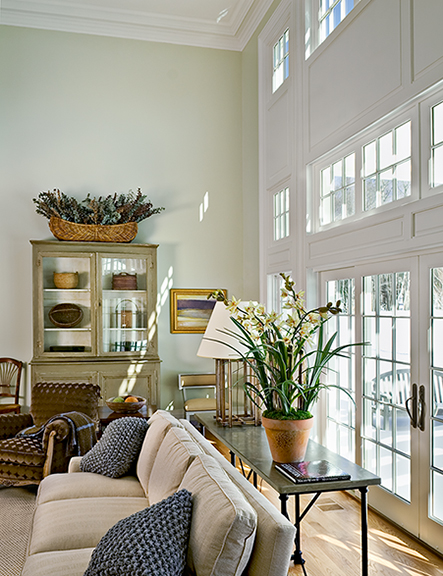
xmin=179 ymin=454 xmax=257 ymax=576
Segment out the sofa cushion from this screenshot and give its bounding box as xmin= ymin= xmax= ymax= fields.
xmin=178 ymin=454 xmax=257 ymax=576
xmin=36 ymin=472 xmax=145 ymax=505
xmin=180 ymin=419 xmax=296 ymax=576
xmin=147 ymin=427 xmax=203 ymax=506
xmin=29 ymin=497 xmax=148 ymax=554
xmin=137 ymin=410 xmax=183 ymax=495
xmin=84 ymin=489 xmax=193 ymax=576
xmin=80 ymin=417 xmax=149 ymax=478
xmin=22 ymin=548 xmax=94 ymax=576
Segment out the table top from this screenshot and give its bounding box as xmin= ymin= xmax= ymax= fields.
xmin=196 ymin=413 xmax=381 ymax=495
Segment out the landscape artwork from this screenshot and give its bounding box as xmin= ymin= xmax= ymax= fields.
xmin=170 ymin=289 xmax=226 ymax=334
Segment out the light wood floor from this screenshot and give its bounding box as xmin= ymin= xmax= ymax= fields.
xmin=205 ymin=430 xmax=443 ymax=576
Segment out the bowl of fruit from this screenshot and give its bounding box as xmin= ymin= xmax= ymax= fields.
xmin=106 ymin=395 xmax=146 ymax=413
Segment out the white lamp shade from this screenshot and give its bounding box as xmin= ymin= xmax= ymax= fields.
xmin=197 ymin=301 xmax=247 ymax=359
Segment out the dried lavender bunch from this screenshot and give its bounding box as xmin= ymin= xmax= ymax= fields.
xmin=33 ymin=189 xmax=164 ymax=225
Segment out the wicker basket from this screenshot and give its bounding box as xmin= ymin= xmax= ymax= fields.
xmin=49 ymin=217 xmax=138 ymax=243
xmin=48 ymin=303 xmax=83 ymax=328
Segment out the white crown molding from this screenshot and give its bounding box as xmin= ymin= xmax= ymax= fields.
xmin=0 ymin=0 xmax=275 ymax=51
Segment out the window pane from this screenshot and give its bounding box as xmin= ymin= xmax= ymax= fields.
xmin=396 ymin=160 xmax=411 ymax=199
xmin=396 ymin=122 xmax=411 ymax=162
xmin=379 ymin=131 xmax=394 ymax=170
xmin=380 ymin=168 xmax=393 ymax=204
xmin=363 ymin=141 xmax=376 ymax=176
xmin=433 ymin=101 xmax=443 ymax=146
xmin=432 ymin=145 xmax=443 ymax=188
xmin=364 ymin=177 xmax=377 ymax=210
xmin=432 ymin=470 xmax=443 ymax=522
xmin=332 ymin=160 xmax=343 ymax=191
xmin=396 ymin=453 xmax=410 ymax=501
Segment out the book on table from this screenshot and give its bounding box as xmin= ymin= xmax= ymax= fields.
xmin=275 ymin=460 xmax=351 ymax=483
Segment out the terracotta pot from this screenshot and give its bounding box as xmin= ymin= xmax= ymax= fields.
xmin=261 ymin=415 xmax=314 ymax=463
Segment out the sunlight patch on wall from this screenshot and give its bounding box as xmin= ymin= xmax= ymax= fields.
xmin=199 ymin=191 xmax=209 ymax=222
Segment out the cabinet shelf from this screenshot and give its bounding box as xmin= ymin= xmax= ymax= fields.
xmin=44 ymin=288 xmax=91 ymax=292
xmin=44 ymin=327 xmax=92 ymax=332
xmin=106 ymin=327 xmax=147 ymax=331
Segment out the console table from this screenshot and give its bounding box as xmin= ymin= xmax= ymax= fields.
xmin=196 ymin=413 xmax=381 ymax=576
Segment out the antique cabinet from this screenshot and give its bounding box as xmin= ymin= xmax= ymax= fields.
xmin=30 ymin=240 xmax=160 ymax=406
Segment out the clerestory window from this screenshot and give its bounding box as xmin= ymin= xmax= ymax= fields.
xmin=272 ymin=29 xmax=289 ymax=93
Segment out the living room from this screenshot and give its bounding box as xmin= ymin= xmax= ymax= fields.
xmin=1 ymin=0 xmax=443 ymax=573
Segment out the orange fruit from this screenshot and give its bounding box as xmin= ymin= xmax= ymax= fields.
xmin=125 ymin=396 xmax=138 ymax=402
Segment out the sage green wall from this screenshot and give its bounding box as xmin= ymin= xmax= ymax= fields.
xmin=0 ymin=25 xmax=244 ymax=410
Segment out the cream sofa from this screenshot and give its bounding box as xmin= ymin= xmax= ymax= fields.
xmin=21 ymin=410 xmax=296 ymax=576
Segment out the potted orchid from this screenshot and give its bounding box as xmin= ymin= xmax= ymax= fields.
xmin=212 ymin=274 xmax=360 ymax=462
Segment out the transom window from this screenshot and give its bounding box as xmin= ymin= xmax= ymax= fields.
xmin=320 ymin=153 xmax=355 ymax=225
xmin=272 ymin=29 xmax=289 ymax=94
xmin=319 ymin=0 xmax=358 ymax=44
xmin=431 ymin=101 xmax=443 ymax=188
xmin=363 ymin=121 xmax=411 ymax=211
xmin=273 ymin=187 xmax=290 ymax=241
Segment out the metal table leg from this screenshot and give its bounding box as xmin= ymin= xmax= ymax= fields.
xmin=359 ymin=487 xmax=369 ymax=576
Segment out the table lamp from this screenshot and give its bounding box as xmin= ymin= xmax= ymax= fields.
xmin=197 ymin=301 xmax=259 ymax=426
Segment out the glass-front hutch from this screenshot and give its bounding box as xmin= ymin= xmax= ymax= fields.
xmin=30 ymin=240 xmax=160 ymax=406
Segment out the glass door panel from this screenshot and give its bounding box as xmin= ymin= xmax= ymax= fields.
xmin=100 ymin=256 xmax=148 ymax=354
xmin=324 ymin=277 xmax=356 ymax=462
xmin=41 ymin=254 xmax=94 ymax=355
xmin=362 ymin=271 xmax=412 ymax=502
xmin=420 ymin=263 xmax=443 ymax=548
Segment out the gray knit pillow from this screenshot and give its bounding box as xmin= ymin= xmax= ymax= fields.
xmin=83 ymin=489 xmax=193 ymax=576
xmin=80 ymin=417 xmax=149 ymax=478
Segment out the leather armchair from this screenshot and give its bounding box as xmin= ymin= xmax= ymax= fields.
xmin=0 ymin=382 xmax=101 ymax=486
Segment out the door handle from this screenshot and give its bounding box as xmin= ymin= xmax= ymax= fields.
xmin=405 ymin=383 xmax=418 ymax=428
xmin=418 ymin=384 xmax=426 ymax=432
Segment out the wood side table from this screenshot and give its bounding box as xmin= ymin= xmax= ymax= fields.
xmin=98 ymin=404 xmax=156 ymax=437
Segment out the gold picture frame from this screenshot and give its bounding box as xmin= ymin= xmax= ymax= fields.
xmin=170 ymin=288 xmax=226 ymax=334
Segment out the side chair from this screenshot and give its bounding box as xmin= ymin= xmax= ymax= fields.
xmin=0 ymin=358 xmax=23 ymax=415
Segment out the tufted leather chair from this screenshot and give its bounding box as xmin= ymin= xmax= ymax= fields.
xmin=0 ymin=382 xmax=101 ymax=486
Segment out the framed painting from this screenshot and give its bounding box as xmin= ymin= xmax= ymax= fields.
xmin=170 ymin=288 xmax=227 ymax=334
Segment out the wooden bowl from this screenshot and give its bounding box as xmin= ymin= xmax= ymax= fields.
xmin=48 ymin=303 xmax=83 ymax=328
xmin=106 ymin=396 xmax=146 ymax=413
xmin=53 ymin=272 xmax=79 ymax=289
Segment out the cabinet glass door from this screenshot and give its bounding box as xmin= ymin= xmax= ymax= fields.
xmin=100 ymin=256 xmax=149 ymax=354
xmin=41 ymin=254 xmax=94 ymax=355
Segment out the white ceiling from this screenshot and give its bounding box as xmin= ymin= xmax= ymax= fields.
xmin=0 ymin=0 xmax=274 ymax=50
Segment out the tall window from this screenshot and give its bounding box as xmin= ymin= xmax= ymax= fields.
xmin=320 ymin=153 xmax=355 ymax=225
xmin=431 ymin=101 xmax=443 ymax=188
xmin=272 ymin=29 xmax=289 ymax=93
xmin=273 ymin=187 xmax=290 ymax=241
xmin=267 ymin=272 xmax=289 ymax=314
xmin=363 ymin=121 xmax=411 ymax=211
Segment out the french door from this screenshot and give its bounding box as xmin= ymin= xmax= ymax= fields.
xmin=320 ymin=253 xmax=443 ymax=551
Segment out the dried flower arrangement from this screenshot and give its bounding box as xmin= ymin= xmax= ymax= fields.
xmin=33 ymin=188 xmax=164 ymax=225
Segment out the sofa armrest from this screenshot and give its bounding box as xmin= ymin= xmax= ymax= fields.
xmin=0 ymin=413 xmax=33 ymax=439
xmin=68 ymin=456 xmax=83 ymax=473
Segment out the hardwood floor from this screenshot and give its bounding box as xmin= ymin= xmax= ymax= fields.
xmin=205 ymin=430 xmax=443 ymax=576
